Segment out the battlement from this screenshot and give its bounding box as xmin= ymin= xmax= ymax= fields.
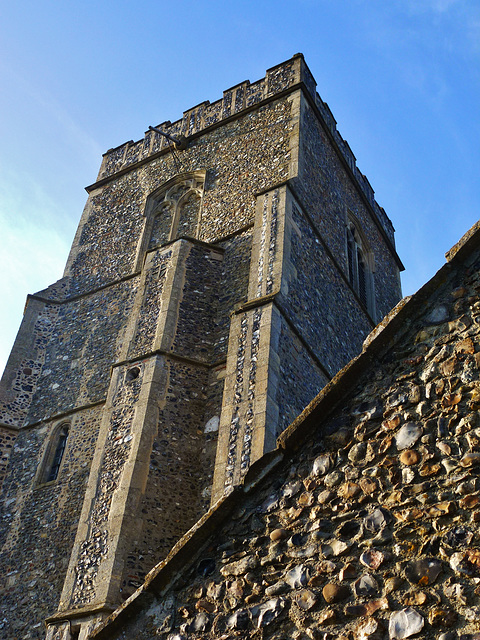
xmin=96 ymin=54 xmax=395 ymax=244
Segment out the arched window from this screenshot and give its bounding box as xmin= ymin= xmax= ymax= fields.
xmin=175 ymin=190 xmax=202 ymax=238
xmin=346 ymin=220 xmax=375 ymax=316
xmin=137 ymin=171 xmax=206 ymax=267
xmin=148 ymin=203 xmax=174 ymax=249
xmin=38 ymin=423 xmax=69 ymax=484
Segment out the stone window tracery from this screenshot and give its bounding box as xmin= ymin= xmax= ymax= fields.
xmin=148 ymin=203 xmax=173 ymax=250
xmin=142 ymin=172 xmax=206 ymax=258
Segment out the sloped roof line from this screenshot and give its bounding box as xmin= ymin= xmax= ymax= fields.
xmin=278 ymin=219 xmax=480 ymax=454
xmin=89 ymin=218 xmax=480 ymax=639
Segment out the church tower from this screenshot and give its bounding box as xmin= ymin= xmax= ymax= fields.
xmin=0 ymin=54 xmax=402 ymax=639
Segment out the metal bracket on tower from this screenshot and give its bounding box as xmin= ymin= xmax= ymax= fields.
xmin=148 ymin=126 xmax=188 ymax=150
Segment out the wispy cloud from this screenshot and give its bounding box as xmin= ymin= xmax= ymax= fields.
xmin=0 ymin=60 xmax=103 ymax=164
xmin=0 ymin=167 xmax=72 ymax=376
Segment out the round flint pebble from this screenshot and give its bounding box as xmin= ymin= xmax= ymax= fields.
xmin=269 ymin=528 xmax=288 ymax=542
xmin=399 ymin=449 xmax=420 ymax=465
xmin=313 ymin=454 xmax=333 ymax=476
xmin=396 ymin=423 xmax=422 ymax=451
xmin=322 ymin=583 xmax=350 ymax=603
xmin=389 ymin=608 xmax=424 ymax=639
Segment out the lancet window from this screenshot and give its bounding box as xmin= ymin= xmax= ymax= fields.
xmin=38 ymin=422 xmax=69 ymax=484
xmin=346 ymin=219 xmax=375 ymax=317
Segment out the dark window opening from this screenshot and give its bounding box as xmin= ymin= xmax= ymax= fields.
xmin=44 ymin=425 xmax=69 ymax=483
xmin=346 ymin=224 xmax=373 ymax=316
xmin=347 ymin=233 xmax=355 ymax=287
xmin=70 ymin=625 xmax=80 ymax=640
xmin=126 ymin=366 xmax=140 ymax=382
xmin=358 ymin=250 xmax=367 ymax=307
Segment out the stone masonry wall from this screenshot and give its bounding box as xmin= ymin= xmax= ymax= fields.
xmin=95 ymin=242 xmax=480 ymax=640
xmin=0 ymin=300 xmax=60 ymax=428
xmin=25 ymin=279 xmax=137 ymax=425
xmin=297 ymin=98 xmax=401 ymax=321
xmin=171 ymin=244 xmax=224 ymax=363
xmin=127 ymin=251 xmax=172 ymax=360
xmin=282 ymin=201 xmax=373 ymax=377
xmin=274 ymin=318 xmax=329 ymax=437
xmin=65 ymin=98 xmax=293 ymax=297
xmin=69 ymin=368 xmax=144 ymax=609
xmin=95 ymin=55 xmax=394 ymax=247
xmin=212 ymin=229 xmax=252 ymax=363
xmin=0 ymin=427 xmax=16 ymax=491
xmin=0 ymin=55 xmax=404 ymax=640
xmin=96 ymin=58 xmax=299 ymax=182
xmin=0 ymin=406 xmax=103 ymax=640
xmin=119 ymin=358 xmax=218 ymax=600
xmin=0 ymin=278 xmax=70 ymax=431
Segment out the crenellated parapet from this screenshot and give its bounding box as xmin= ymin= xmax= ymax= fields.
xmin=97 ymin=55 xmax=302 ymax=181
xmin=96 ymin=54 xmax=394 ymax=244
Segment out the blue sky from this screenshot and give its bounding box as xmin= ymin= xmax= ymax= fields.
xmin=1 ymin=0 xmax=479 ymax=374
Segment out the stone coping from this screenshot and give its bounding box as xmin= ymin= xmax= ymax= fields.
xmin=84 ymin=54 xmax=397 ymax=255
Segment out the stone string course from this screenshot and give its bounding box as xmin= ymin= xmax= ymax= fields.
xmin=92 ymin=235 xmax=480 ymax=640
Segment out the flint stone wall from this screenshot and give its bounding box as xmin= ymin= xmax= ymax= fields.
xmin=65 ymin=98 xmax=293 ymax=298
xmin=0 ymin=427 xmax=15 ymax=492
xmin=0 ymin=406 xmax=102 ymax=640
xmin=282 ymin=201 xmax=373 ymax=377
xmin=119 ymin=358 xmax=219 ymax=599
xmin=273 ymin=316 xmax=329 ymax=436
xmin=91 ymin=231 xmax=480 ymax=640
xmin=0 ymin=54 xmax=403 ymax=640
xmin=26 ymin=280 xmax=137 ymax=424
xmin=297 ymin=100 xmax=401 ymax=322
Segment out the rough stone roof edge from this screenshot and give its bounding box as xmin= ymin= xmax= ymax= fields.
xmin=89 ymin=218 xmax=480 ymax=639
xmin=277 ymin=217 xmax=480 ymax=453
